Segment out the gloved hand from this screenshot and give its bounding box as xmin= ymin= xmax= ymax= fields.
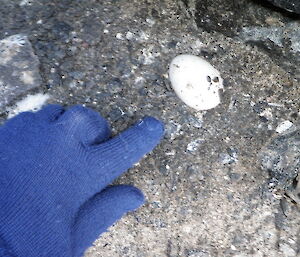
xmin=0 ymin=105 xmax=164 ymax=257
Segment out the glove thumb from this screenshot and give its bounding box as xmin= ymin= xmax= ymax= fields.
xmin=73 ymin=185 xmax=144 ymax=257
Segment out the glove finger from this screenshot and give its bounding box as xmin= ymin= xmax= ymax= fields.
xmin=57 ymin=105 xmax=111 ymax=145
xmin=35 ymin=104 xmax=65 ymax=122
xmin=87 ymin=116 xmax=164 ymax=186
xmin=73 ymin=185 xmax=144 ymax=257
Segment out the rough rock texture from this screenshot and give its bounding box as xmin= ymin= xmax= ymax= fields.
xmin=0 ymin=0 xmax=300 ymax=256
xmin=260 ymin=125 xmax=300 ymax=194
xmin=267 ymin=0 xmax=300 ymax=14
xmin=0 ymin=34 xmax=42 ymax=108
xmin=194 ymin=0 xmax=300 ymax=81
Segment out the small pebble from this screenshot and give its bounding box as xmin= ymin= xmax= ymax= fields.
xmin=116 ymin=33 xmax=123 ymax=40
xmin=125 ymin=31 xmax=134 ymax=40
xmin=275 ymin=120 xmax=294 ymax=133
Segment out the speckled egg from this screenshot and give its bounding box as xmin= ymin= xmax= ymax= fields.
xmin=169 ymin=54 xmax=224 ymax=111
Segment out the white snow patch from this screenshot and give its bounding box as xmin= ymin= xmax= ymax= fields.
xmin=7 ymin=93 xmax=50 ymax=118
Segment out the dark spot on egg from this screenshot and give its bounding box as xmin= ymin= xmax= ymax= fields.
xmin=186 ymin=83 xmax=194 ymax=89
xmin=212 ymin=76 xmax=219 ymax=83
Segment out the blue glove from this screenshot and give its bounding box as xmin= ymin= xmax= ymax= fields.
xmin=0 ymin=105 xmax=164 ymax=257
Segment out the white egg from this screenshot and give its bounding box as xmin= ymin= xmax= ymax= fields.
xmin=169 ymin=54 xmax=224 ymax=111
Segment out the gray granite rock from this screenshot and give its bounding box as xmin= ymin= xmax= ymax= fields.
xmin=193 ymin=0 xmax=300 ymax=81
xmin=260 ymin=126 xmax=300 ymax=193
xmin=0 ymin=34 xmax=41 ymax=109
xmin=267 ymin=0 xmax=300 ymax=14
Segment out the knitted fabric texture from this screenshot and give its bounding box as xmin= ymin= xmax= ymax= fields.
xmin=0 ymin=105 xmax=164 ymax=257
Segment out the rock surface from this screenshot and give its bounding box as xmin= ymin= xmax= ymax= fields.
xmin=260 ymin=126 xmax=300 ymax=194
xmin=267 ymin=0 xmax=300 ymax=14
xmin=0 ymin=0 xmax=299 ymax=256
xmin=0 ymin=34 xmax=42 ymax=109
